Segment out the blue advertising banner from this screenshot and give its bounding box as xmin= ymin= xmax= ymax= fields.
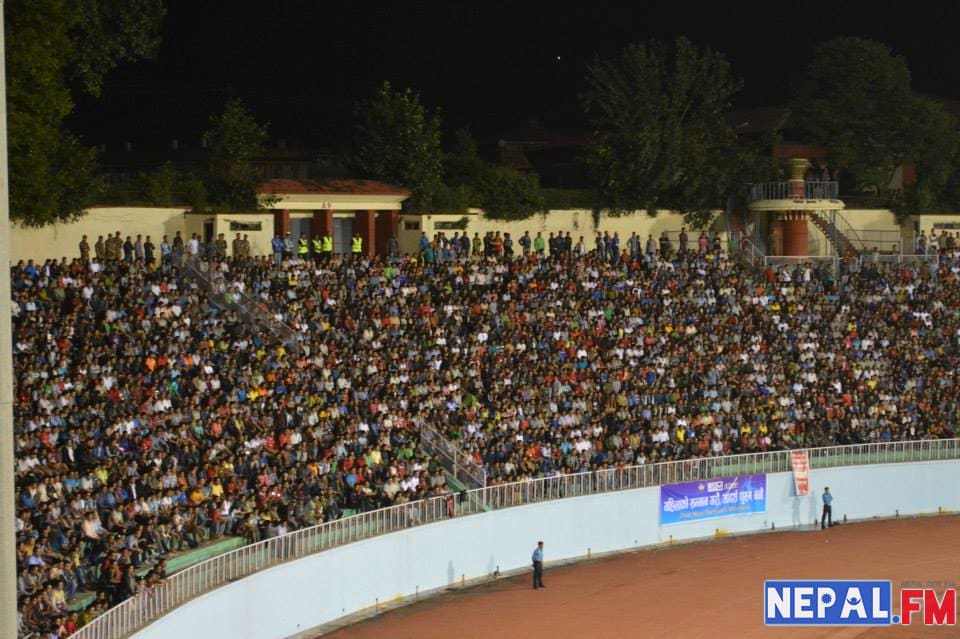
xmin=660 ymin=474 xmax=766 ymax=525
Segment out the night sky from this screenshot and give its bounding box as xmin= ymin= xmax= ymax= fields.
xmin=70 ymin=1 xmax=960 ymax=150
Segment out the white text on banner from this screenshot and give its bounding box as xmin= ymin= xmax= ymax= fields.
xmin=791 ymin=450 xmax=810 ymax=496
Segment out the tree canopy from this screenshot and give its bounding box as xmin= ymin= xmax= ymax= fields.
xmin=129 ymin=162 xmax=208 ymax=211
xmin=581 ymin=37 xmax=747 ymax=225
xmin=203 ymin=99 xmax=271 ymax=211
xmin=792 ymin=37 xmax=960 ymax=210
xmin=70 ymin=0 xmax=165 ymax=97
xmin=440 ymin=128 xmax=544 ymax=219
xmin=352 ymin=81 xmax=444 ymax=213
xmin=6 ymin=0 xmax=164 ymax=226
xmin=475 ymin=166 xmax=545 ymax=221
xmin=442 ymin=128 xmax=487 ymax=190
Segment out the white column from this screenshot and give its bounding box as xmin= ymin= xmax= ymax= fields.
xmin=0 ymin=2 xmax=19 ymax=638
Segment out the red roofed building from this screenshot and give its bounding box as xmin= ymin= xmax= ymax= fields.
xmin=258 ymin=178 xmax=410 ymax=257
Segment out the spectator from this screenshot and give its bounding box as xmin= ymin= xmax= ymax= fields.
xmin=188 ymin=233 xmax=200 ymax=257
xmin=122 ymin=236 xmax=134 ymax=263
xmin=272 ymin=234 xmax=284 ymax=265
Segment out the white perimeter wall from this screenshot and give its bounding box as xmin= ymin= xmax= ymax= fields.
xmin=133 ymin=461 xmax=960 ymax=639
xmin=9 ymin=207 xmax=190 ymax=264
xmin=397 ymin=209 xmax=721 ymax=256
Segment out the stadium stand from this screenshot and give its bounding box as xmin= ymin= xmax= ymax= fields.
xmin=13 ymin=229 xmax=959 ymax=637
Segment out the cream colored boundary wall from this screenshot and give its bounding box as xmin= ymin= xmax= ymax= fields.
xmin=184 ymin=212 xmax=277 ymax=258
xmin=843 ymin=209 xmax=898 ymax=228
xmin=10 ymin=207 xmax=725 ymax=263
xmin=398 ymin=209 xmax=724 ymax=256
xmin=843 ymin=209 xmax=904 ymax=251
xmin=10 ymin=208 xmax=189 ymax=263
xmin=910 ymin=213 xmax=960 ymax=235
xmin=805 ymin=209 xmax=903 ymax=256
xmin=400 ymin=208 xmax=905 ymax=257
xmin=8 ymin=207 xmax=283 ymax=263
xmin=15 ymin=206 xmax=959 ymax=264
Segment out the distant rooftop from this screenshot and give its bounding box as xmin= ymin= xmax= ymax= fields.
xmin=498 ymin=120 xmax=590 ymax=147
xmin=728 ymin=95 xmax=960 ymax=136
xmin=259 ymin=178 xmax=410 ymax=197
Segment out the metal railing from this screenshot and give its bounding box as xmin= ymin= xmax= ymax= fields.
xmin=184 ymin=256 xmax=301 ymax=355
xmin=848 ymin=229 xmax=903 ymax=253
xmin=620 ymin=230 xmax=718 ymax=256
xmin=732 ymin=230 xmax=764 ymax=266
xmin=749 ymin=181 xmax=840 ymax=202
xmin=68 ymin=438 xmax=960 ymax=639
xmin=419 ymin=423 xmax=487 ymax=489
xmin=912 ymin=234 xmax=960 ymax=255
xmin=861 ymin=253 xmax=941 ymax=268
xmin=808 ymin=211 xmax=860 ymax=258
xmin=828 ymin=211 xmax=866 ymax=255
xmin=763 ymin=255 xmax=839 ymax=272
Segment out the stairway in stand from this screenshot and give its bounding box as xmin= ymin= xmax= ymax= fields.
xmin=809 ymin=212 xmax=858 ymax=258
xmin=729 ymin=208 xmax=747 ymax=237
xmin=727 ymin=206 xmax=765 ymax=264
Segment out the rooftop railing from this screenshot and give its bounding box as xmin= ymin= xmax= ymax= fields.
xmin=749 ymin=181 xmax=840 ymax=202
xmin=68 ymin=437 xmax=960 ymax=639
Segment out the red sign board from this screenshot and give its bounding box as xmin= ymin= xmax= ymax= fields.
xmin=791 ymin=450 xmax=810 ymax=497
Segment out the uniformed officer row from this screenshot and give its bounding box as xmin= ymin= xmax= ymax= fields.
xmin=79 ymin=230 xmax=376 ymax=264
xmin=79 ymin=231 xmax=257 ymax=263
xmin=286 ymin=232 xmax=364 ymax=264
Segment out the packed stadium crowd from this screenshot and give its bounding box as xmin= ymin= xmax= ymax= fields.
xmin=12 ymin=226 xmax=960 ymax=636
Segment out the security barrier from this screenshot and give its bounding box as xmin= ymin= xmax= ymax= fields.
xmin=71 ymin=438 xmax=960 ymax=639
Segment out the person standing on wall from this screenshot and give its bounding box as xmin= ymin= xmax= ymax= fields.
xmin=821 ymin=486 xmax=833 ymax=530
xmin=532 ymin=541 xmax=545 ymax=589
xmin=351 ymin=232 xmax=363 ymax=262
xmin=298 ymin=234 xmax=309 ymax=262
xmin=312 ymin=235 xmax=323 ymax=266
xmin=216 ymin=233 xmax=228 ymax=260
xmin=272 ymin=234 xmax=284 ymax=266
xmin=233 ymin=233 xmax=243 ymax=259
xmin=79 ymin=235 xmax=90 ymax=263
xmin=322 ymin=232 xmax=334 ymax=263
xmin=520 ymin=230 xmax=532 ymax=257
xmin=95 ymin=235 xmax=106 ymax=262
xmin=284 ymin=232 xmax=296 ymax=260
xmin=144 ymin=236 xmax=156 ymax=267
xmin=534 ymin=231 xmax=545 ymax=257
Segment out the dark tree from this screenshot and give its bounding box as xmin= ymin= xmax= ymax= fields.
xmin=793 ymin=37 xmax=959 ymax=208
xmin=6 ymin=0 xmax=164 ymax=226
xmin=352 ymin=81 xmax=443 ymax=213
xmin=475 ymin=167 xmax=545 ymax=221
xmin=581 ymin=37 xmax=744 ymax=225
xmin=203 ymin=99 xmax=271 ymax=211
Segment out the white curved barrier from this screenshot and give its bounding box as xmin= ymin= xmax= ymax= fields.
xmin=131 ymin=459 xmax=960 ymax=639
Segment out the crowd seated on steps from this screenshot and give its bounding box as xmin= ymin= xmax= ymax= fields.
xmin=12 ymin=227 xmax=960 ymax=637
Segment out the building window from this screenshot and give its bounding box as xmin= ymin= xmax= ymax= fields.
xmin=403 ymin=220 xmax=421 ymax=231
xmin=229 ymin=221 xmax=263 ymax=231
xmin=435 ymin=220 xmax=469 ymax=230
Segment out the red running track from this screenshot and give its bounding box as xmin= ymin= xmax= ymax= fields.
xmin=321 ymin=517 xmax=960 ymax=638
